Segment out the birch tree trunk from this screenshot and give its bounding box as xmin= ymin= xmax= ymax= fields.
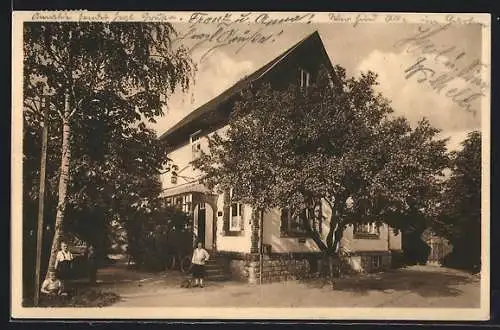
xmin=46 ymin=93 xmax=71 ymax=278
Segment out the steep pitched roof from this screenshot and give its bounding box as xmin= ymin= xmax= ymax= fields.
xmin=159 ymin=31 xmax=333 ymax=144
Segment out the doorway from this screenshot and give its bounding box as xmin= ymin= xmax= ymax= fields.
xmin=197 ymin=203 xmax=206 ymax=246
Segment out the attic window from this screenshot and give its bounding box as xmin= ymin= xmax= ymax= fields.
xmin=299 ymin=68 xmax=310 ymax=89
xmin=190 ymin=130 xmax=202 ymax=144
xmin=190 ymin=130 xmax=202 ymax=160
xmin=328 ymin=72 xmax=334 ymax=88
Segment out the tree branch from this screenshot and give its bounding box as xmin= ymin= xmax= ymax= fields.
xmin=24 ymin=97 xmax=42 ymax=114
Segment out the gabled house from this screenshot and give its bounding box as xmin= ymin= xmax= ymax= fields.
xmin=159 ymin=31 xmax=402 ymax=283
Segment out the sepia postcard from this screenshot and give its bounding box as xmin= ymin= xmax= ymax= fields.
xmin=11 ymin=11 xmax=491 ymax=320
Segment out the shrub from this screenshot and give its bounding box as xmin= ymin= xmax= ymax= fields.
xmin=28 ymin=290 xmax=121 ymax=308
xmin=125 ymin=206 xmax=193 ymax=271
xmin=390 ymin=250 xmax=406 ymax=269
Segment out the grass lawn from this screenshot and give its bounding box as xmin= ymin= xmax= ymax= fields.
xmin=23 ymin=286 xmax=121 ymax=308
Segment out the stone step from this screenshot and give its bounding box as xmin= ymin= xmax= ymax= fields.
xmin=200 ymin=259 xmax=230 ymax=281
xmin=205 ymin=259 xmax=219 ymax=264
xmin=205 ymin=267 xmax=224 ymax=274
xmin=204 ymin=263 xmax=223 ymax=269
xmin=206 ymin=273 xmax=230 ymax=281
xmin=185 ymin=270 xmax=228 ymax=280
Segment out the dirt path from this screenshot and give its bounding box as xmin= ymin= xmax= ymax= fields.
xmin=95 ymin=264 xmax=481 ymax=308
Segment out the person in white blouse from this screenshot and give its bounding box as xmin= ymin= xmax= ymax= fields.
xmin=54 ymin=242 xmax=74 ymax=281
xmin=191 ymin=241 xmax=210 ymax=288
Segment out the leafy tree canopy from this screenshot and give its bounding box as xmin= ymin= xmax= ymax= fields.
xmin=194 ymin=65 xmax=449 ymax=245
xmin=23 ymin=22 xmax=195 ymax=264
xmin=433 ymin=131 xmax=481 ymax=270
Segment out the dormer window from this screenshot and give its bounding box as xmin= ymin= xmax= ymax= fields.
xmin=328 ymin=72 xmax=334 ymax=88
xmin=190 ymin=131 xmax=201 ymax=144
xmin=190 ymin=130 xmax=202 ymax=160
xmin=299 ymin=67 xmax=310 ymax=89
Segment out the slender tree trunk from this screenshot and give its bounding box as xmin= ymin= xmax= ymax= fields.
xmin=325 ymin=197 xmax=343 ymax=288
xmin=34 ymin=98 xmax=49 ymax=306
xmin=46 ymin=93 xmax=71 ymax=278
xmin=329 ymin=221 xmax=344 ymax=288
xmin=259 ymin=209 xmax=264 ymax=285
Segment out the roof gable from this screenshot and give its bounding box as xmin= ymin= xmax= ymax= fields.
xmin=160 ymin=31 xmax=333 ymax=146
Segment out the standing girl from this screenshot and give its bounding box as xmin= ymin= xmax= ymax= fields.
xmin=191 ymin=241 xmax=210 ymax=288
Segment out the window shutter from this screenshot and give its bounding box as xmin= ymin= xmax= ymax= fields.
xmin=318 ymin=202 xmax=323 ymax=234
xmin=280 ymin=209 xmax=288 ymax=235
xmin=301 ymin=208 xmax=309 ymax=232
xmin=239 ymin=204 xmax=245 ymax=231
xmin=222 ymin=189 xmax=230 ymax=235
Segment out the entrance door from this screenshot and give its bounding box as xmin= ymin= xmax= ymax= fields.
xmin=197 ymin=203 xmax=206 ymax=245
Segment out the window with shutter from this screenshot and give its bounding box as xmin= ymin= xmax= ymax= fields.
xmin=230 ymin=201 xmax=242 ymax=231
xmin=163 ymin=197 xmax=172 ymax=208
xmin=280 ymin=208 xmax=309 ymax=237
xmin=222 ymin=190 xmax=230 ymax=235
xmin=299 ymin=67 xmax=311 ymax=90
xmin=190 ymin=130 xmax=202 ymax=160
xmin=223 ymin=188 xmax=245 ymax=236
xmin=353 ymin=222 xmax=380 ymax=239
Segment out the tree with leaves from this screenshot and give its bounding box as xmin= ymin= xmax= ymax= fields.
xmin=23 ymin=22 xmax=195 ymax=279
xmin=194 ymin=65 xmax=449 ymax=279
xmin=434 ymin=131 xmax=481 ymax=272
xmin=126 ymin=204 xmax=193 ymax=271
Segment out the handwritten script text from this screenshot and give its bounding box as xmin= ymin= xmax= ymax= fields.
xmin=394 ymin=23 xmax=487 ymax=115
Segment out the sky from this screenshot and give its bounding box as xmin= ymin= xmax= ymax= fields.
xmin=150 ymin=22 xmax=485 ymax=151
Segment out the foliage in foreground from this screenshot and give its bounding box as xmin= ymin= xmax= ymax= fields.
xmin=24 ymin=290 xmax=121 ymax=308
xmin=127 ymin=206 xmax=193 ymax=271
xmin=23 ymin=22 xmax=195 ymax=282
xmin=435 ymin=131 xmax=481 ymax=272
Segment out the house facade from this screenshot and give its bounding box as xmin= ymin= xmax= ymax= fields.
xmin=159 ymin=31 xmax=402 ymax=283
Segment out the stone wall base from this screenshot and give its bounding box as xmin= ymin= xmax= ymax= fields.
xmin=217 ymin=251 xmax=394 ymax=284
xmin=217 ymin=252 xmax=313 ymax=284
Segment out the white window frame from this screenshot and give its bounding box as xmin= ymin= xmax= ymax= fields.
xmin=164 ymin=197 xmax=173 ymax=207
xmin=229 ymin=188 xmax=242 ymax=231
xmin=281 ymin=208 xmax=309 ymax=237
xmin=371 ymin=255 xmax=382 ymax=269
xmin=190 ymin=130 xmax=203 ymax=160
xmin=299 ymin=67 xmax=311 ymax=89
xmin=190 ymin=130 xmax=201 ymax=144
xmin=181 ymin=194 xmax=192 ymax=215
xmin=354 ymin=222 xmax=379 ymax=235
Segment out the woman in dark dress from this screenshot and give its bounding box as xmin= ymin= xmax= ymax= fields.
xmin=54 ymin=242 xmax=74 ymax=281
